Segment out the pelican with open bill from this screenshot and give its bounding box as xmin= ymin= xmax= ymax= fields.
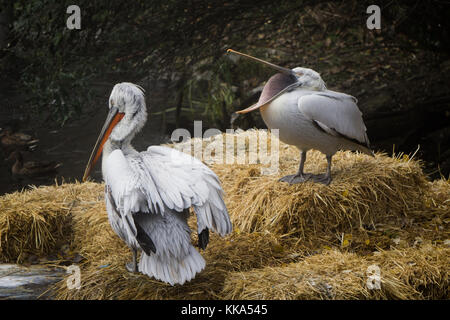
xmin=227 ymin=49 xmax=374 ymax=185
xmin=82 ymin=82 xmax=232 ymax=285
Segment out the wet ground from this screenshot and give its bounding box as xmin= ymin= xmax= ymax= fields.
xmin=1 ymin=109 xmax=169 ymax=194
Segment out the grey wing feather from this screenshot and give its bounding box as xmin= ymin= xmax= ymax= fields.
xmin=298 ymin=90 xmax=370 ymax=148
xmin=131 ymin=146 xmax=232 ymax=237
xmin=105 ymin=183 xmax=140 ymax=250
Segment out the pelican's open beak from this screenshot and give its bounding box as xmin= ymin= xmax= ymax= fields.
xmin=235 ymin=103 xmax=260 ymax=114
xmin=227 ymin=49 xmax=292 ymax=75
xmin=82 ymin=106 xmax=124 ymax=181
xmin=227 ymin=49 xmax=297 ymax=114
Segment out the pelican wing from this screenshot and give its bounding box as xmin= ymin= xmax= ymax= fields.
xmin=297 ymin=90 xmax=371 ymax=148
xmin=103 ymin=147 xmax=232 ymax=237
xmin=103 ymin=150 xmax=145 ymax=248
xmin=142 ymin=146 xmax=232 ymax=236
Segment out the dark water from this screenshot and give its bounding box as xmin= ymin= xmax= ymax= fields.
xmin=0 ymin=80 xmax=174 ymax=195
xmin=0 ymin=112 xmax=173 ymax=195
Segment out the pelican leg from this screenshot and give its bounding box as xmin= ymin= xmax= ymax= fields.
xmin=279 ymin=151 xmax=312 ymax=184
xmin=310 ymin=155 xmax=332 ymax=185
xmin=126 ymin=248 xmax=138 ymax=273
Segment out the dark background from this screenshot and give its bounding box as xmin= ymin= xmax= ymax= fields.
xmin=0 ymin=0 xmax=449 ymax=195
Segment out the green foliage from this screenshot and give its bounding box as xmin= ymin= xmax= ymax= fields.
xmin=6 ymin=1 xmax=98 ymax=125
xmin=4 ymin=1 xmax=152 ymax=125
xmin=2 ymin=0 xmax=306 ymax=127
xmin=5 ymin=0 xmax=447 ymax=128
xmin=185 ymin=59 xmax=235 ymax=129
xmin=184 ymin=53 xmax=277 ymax=129
xmin=22 ymin=70 xmax=94 ymax=126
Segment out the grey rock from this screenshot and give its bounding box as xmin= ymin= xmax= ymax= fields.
xmin=0 ymin=264 xmax=65 ymax=300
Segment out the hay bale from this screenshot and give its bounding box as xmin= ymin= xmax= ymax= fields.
xmin=216 ymin=150 xmax=430 ymax=243
xmin=427 ymin=179 xmax=450 ymax=210
xmin=0 ymin=182 xmax=102 ymax=263
xmin=172 ymin=130 xmax=435 ymax=249
xmin=222 ymin=245 xmax=449 ymax=300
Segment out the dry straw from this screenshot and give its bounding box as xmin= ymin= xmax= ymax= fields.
xmin=222 ymin=244 xmax=449 ymax=300
xmin=54 ymin=207 xmax=298 ymax=299
xmin=0 ymin=182 xmax=103 ymax=263
xmin=0 ymin=130 xmax=448 ymax=299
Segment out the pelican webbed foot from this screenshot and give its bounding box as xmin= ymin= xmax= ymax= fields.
xmin=126 ymin=261 xmax=138 ymax=273
xmin=279 ymin=172 xmax=332 ymax=185
xmin=279 ymin=150 xmax=313 ymax=184
xmin=126 ymin=248 xmax=138 ymax=273
xmin=280 ymin=153 xmax=332 ymax=185
xmin=279 ymin=173 xmax=312 ymax=184
xmin=309 ymin=173 xmax=332 ymax=185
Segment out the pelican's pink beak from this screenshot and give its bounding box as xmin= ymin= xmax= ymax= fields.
xmin=227 ymin=49 xmax=294 ymax=114
xmin=236 ymin=104 xmax=261 ymax=114
xmin=82 ymin=106 xmax=125 ymax=181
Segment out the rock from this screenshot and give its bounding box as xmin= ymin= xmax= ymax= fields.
xmin=0 ymin=264 xmax=65 ymax=300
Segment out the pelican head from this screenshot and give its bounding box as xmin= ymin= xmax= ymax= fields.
xmin=108 ymin=82 xmax=147 ymax=143
xmin=291 ymin=67 xmax=326 ymax=91
xmin=83 ymin=82 xmax=146 ymax=181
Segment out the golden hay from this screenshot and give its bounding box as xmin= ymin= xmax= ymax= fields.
xmin=222 ymin=245 xmax=449 ymax=300
xmin=174 ymin=131 xmax=445 ymax=249
xmin=0 ymin=182 xmax=103 ymax=263
xmin=215 ymin=149 xmax=430 ymax=242
xmin=0 ymin=130 xmax=448 ymax=299
xmin=427 ymin=179 xmax=450 ymax=210
xmin=53 ymin=204 xmax=298 ymax=299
